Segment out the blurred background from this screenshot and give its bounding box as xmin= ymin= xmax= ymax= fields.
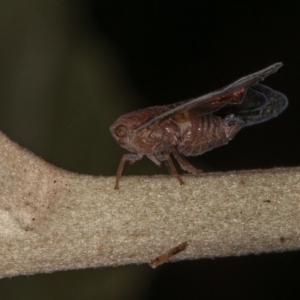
xmin=0 ymin=0 xmax=300 ymax=299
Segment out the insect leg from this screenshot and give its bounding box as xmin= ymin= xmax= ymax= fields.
xmin=147 ymin=155 xmax=162 ymax=167
xmin=157 ymin=154 xmax=184 ymax=185
xmin=115 ymin=153 xmax=142 ymax=189
xmin=171 ymin=146 xmax=202 ymax=175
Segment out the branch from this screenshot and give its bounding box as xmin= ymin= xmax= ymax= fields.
xmin=0 ymin=130 xmax=299 ymax=278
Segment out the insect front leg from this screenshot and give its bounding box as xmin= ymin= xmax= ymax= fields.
xmin=171 ymin=147 xmax=202 ymax=175
xmin=156 ymin=153 xmax=184 ymax=185
xmin=115 ymin=153 xmax=142 ymax=189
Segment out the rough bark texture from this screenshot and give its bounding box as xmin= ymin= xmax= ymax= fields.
xmin=0 ymin=130 xmax=299 ymax=278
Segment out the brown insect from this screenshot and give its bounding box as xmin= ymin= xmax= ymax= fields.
xmin=110 ymin=63 xmax=288 ymax=189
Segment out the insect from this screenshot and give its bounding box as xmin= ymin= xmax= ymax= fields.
xmin=110 ymin=63 xmax=288 ymax=189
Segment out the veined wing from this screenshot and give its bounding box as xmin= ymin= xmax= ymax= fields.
xmin=134 ymin=62 xmax=283 ymax=132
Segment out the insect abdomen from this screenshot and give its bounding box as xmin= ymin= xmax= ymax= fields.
xmin=177 ymin=114 xmax=244 ymax=156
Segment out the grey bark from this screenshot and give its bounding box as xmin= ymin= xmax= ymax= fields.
xmin=0 ymin=130 xmax=299 ymax=278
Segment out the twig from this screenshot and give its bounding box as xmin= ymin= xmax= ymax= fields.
xmin=150 ymin=242 xmax=188 ymax=268
xmin=0 ymin=130 xmax=299 ymax=278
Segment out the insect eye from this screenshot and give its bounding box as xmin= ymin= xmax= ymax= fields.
xmin=114 ymin=125 xmax=128 ymax=137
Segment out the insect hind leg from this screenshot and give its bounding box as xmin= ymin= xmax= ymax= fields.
xmin=171 ymin=147 xmax=202 ymax=175
xmin=155 ymin=153 xmax=184 ymax=185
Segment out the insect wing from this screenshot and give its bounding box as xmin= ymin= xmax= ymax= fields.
xmin=217 ymin=85 xmax=269 ymax=117
xmin=234 ymin=84 xmax=288 ymax=127
xmin=135 ymin=62 xmax=283 ymax=132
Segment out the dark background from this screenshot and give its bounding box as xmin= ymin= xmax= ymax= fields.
xmin=0 ymin=1 xmax=299 ymax=299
